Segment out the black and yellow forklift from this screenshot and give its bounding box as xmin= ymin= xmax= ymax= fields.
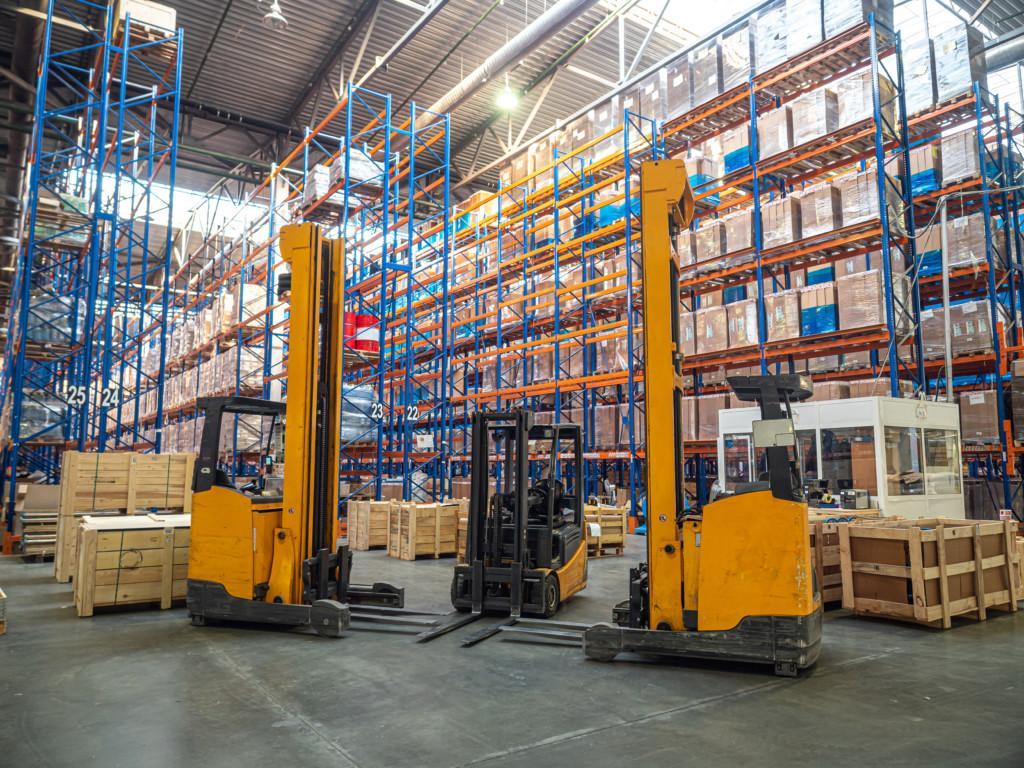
xmin=186 ymin=222 xmax=404 ymax=636
xmin=580 ymin=159 xmax=822 ymax=675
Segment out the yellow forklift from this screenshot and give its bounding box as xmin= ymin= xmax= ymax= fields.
xmin=580 ymin=159 xmax=822 ymax=675
xmin=186 ymin=222 xmax=404 ymax=636
xmin=418 ymin=410 xmax=589 ymax=644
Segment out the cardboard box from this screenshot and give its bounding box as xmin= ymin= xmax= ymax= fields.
xmin=919 ymin=300 xmax=995 ymax=359
xmin=665 ymin=55 xmax=692 ymax=120
xmin=765 ymin=290 xmax=800 ymax=341
xmin=691 ymin=41 xmax=722 ymax=106
xmin=799 ymin=282 xmax=838 ymax=336
xmin=727 ymin=298 xmax=759 ymax=348
xmin=677 ymin=229 xmax=696 ymax=266
xmin=721 ymin=125 xmax=751 ymax=173
xmin=589 ymin=95 xmax=621 ymax=162
xmin=806 ymin=355 xmax=841 ymax=373
xmin=695 ymin=306 xmax=729 ymax=355
xmin=959 ymin=390 xmax=999 ymax=445
xmin=723 ymin=208 xmax=754 ymax=253
xmin=680 ymin=311 xmax=696 ymax=357
xmin=695 ymin=219 xmax=727 ymax=261
xmin=902 ymin=40 xmax=937 ymax=116
xmin=934 ymin=24 xmax=986 ymax=104
xmin=761 ymin=196 xmax=801 ymax=249
xmin=697 ymin=394 xmax=730 ymax=440
xmin=786 ymin=0 xmax=823 ymax=58
xmin=825 ymin=0 xmax=893 ymax=39
xmin=683 ymin=397 xmax=699 ymax=442
xmin=757 ymin=106 xmax=792 ymax=159
xmin=811 ymin=381 xmax=850 ymax=401
xmin=753 ymin=0 xmax=788 ymax=72
xmin=835 ymin=68 xmax=897 ymax=129
xmin=721 ymin=23 xmax=753 ymax=91
xmin=946 ymin=213 xmax=988 ymax=270
xmin=837 ymin=253 xmax=869 ymax=276
xmin=941 ymin=128 xmax=981 ymax=186
xmin=1012 ymin=360 xmax=1024 ymax=443
xmin=797 ymin=182 xmax=842 ymax=238
xmin=834 ymin=169 xmax=884 ymax=227
xmin=791 ymin=88 xmax=839 ymax=147
xmin=838 ymin=269 xmax=886 ymax=330
xmin=638 ymin=69 xmax=667 ymax=122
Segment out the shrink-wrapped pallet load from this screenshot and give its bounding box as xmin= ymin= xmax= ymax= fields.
xmin=695 ymin=218 xmax=727 ymax=262
xmin=695 ymin=306 xmax=729 ymax=355
xmin=797 ymin=182 xmax=842 ymax=238
xmin=934 ymin=23 xmax=986 ymax=105
xmin=790 ymin=88 xmax=839 ymax=147
xmin=786 ymin=0 xmax=822 ymax=57
xmin=723 ymin=208 xmax=754 ymax=253
xmin=764 ymin=289 xmax=801 ymax=341
xmin=757 ymin=105 xmax=793 ymax=159
xmin=691 ymin=40 xmax=722 ymax=107
xmin=760 ymin=196 xmax=801 ymax=249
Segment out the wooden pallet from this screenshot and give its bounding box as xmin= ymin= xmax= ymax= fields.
xmin=73 ymin=514 xmax=190 ymax=617
xmin=585 ymin=504 xmax=628 ymax=558
xmin=587 ymin=542 xmax=625 ymax=558
xmin=348 ymin=500 xmax=392 ymax=551
xmin=839 ymin=518 xmax=1022 ymax=628
xmin=54 ymin=452 xmax=194 ymax=583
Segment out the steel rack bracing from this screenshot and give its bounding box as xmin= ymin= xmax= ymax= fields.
xmin=0 ymin=1 xmax=182 ymax=535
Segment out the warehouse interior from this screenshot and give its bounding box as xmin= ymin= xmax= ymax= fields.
xmin=1 ymin=1 xmax=1024 ymax=766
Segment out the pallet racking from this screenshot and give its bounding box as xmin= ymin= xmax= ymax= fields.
xmin=1 ymin=0 xmax=182 ymax=536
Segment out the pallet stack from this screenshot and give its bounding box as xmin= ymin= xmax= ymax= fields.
xmin=839 ymin=518 xmax=1022 ymax=628
xmin=73 ymin=513 xmax=190 ymax=617
xmin=585 ymin=504 xmax=628 ymax=558
xmin=387 ymin=501 xmax=467 ymax=561
xmin=54 ymin=452 xmax=194 ymax=583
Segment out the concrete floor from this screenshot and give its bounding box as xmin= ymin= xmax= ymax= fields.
xmin=1 ymin=536 xmax=1022 ymax=768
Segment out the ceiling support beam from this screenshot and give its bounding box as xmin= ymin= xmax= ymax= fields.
xmin=515 ymin=70 xmax=559 ymax=148
xmin=624 ymin=0 xmax=670 ymax=80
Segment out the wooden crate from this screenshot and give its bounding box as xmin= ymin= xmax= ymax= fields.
xmin=388 ymin=501 xmax=466 ymax=561
xmin=839 ymin=518 xmax=1022 ymax=628
xmin=0 ymin=586 xmax=6 ymax=636
xmin=457 ymin=515 xmax=468 ymax=565
xmin=348 ymin=500 xmax=392 ymax=550
xmin=585 ymin=504 xmax=628 ymax=558
xmin=54 ymin=452 xmax=194 ymax=583
xmin=73 ymin=513 xmax=190 ymax=617
xmin=808 ymin=510 xmax=883 ymax=604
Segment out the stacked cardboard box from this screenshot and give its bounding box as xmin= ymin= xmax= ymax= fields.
xmin=898 ymin=1 xmax=936 ymax=115
xmin=797 ymin=182 xmax=841 ymax=238
xmin=677 ymin=229 xmax=696 ymax=266
xmin=721 ymin=23 xmax=753 ymax=91
xmin=826 ymin=0 xmax=893 ymax=39
xmin=934 ymin=23 xmax=986 ymax=104
xmin=691 ymin=40 xmax=722 ymax=106
xmin=959 ymin=390 xmax=1000 ymax=445
xmin=590 ymin=96 xmax=621 ymax=162
xmin=791 ymin=88 xmax=839 ymax=147
xmin=683 ymin=396 xmax=699 ymax=442
xmin=946 ymin=213 xmax=988 ymax=270
xmin=727 ymin=298 xmax=759 ymax=347
xmin=919 ymin=300 xmax=995 ymax=359
xmin=837 ymin=269 xmax=886 ymax=330
xmin=811 ymin=381 xmax=851 ymax=401
xmin=906 ymin=143 xmax=942 ymax=195
xmin=721 ymin=125 xmax=751 ymax=174
xmin=753 ymin=0 xmax=787 ymax=71
xmin=638 ymin=69 xmax=667 ymax=122
xmin=786 ymin=0 xmax=822 ymax=57
xmin=941 ymin=128 xmax=981 ymax=186
xmin=761 ymin=196 xmax=801 ymax=248
xmin=849 ymin=378 xmax=915 ymax=397
xmin=765 ymin=289 xmax=801 ymax=341
xmin=835 ymin=68 xmax=896 ymax=129
xmin=757 ymin=105 xmax=792 ymax=159
xmin=799 ymin=282 xmax=838 ymax=336
xmin=695 ymin=305 xmax=729 ymax=355
xmin=698 ymin=394 xmax=731 ymax=440
xmin=665 ymin=55 xmax=692 ymax=120
xmin=695 ymin=218 xmax=727 ymax=261
xmin=723 ymin=208 xmax=754 ymax=253
xmin=834 ymin=169 xmax=883 ymax=227
xmin=680 ymin=311 xmax=696 ymax=356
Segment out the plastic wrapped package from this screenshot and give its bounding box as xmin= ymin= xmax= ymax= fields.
xmin=765 ymin=290 xmax=800 ymax=341
xmin=721 ymin=125 xmax=751 ymax=174
xmin=837 ymin=269 xmax=887 ymax=330
xmin=810 ymin=382 xmax=850 ymax=401
xmin=679 ymin=310 xmax=696 ymax=356
xmin=529 ymin=132 xmax=559 ymax=190
xmin=934 ymin=24 xmax=986 ymax=105
xmin=806 ymin=355 xmax=840 ymax=373
xmin=901 ymin=40 xmax=936 ymax=116
xmin=790 ymin=88 xmax=838 ymax=146
xmin=760 ymin=196 xmax=801 ymax=249
xmin=697 ymin=394 xmax=730 ymax=440
xmin=757 ymin=106 xmax=792 ymax=159
xmin=589 ymin=95 xmax=621 ymax=163
xmin=721 ymin=23 xmax=753 ymax=91
xmin=799 ymin=282 xmax=838 ymax=336
xmin=591 ymin=404 xmax=619 ymax=450
xmin=683 ymin=397 xmax=699 ymax=442
xmin=691 ymin=41 xmax=722 ymax=106
xmin=919 ymin=300 xmax=996 ymax=359
xmin=19 ymin=393 xmax=66 ymax=440
xmin=665 ymin=54 xmax=691 ymax=120
xmin=825 ymin=0 xmax=893 ymax=38
xmin=946 ymin=213 xmax=988 ymax=270
xmin=785 ymin=0 xmax=822 ymax=57
xmin=753 ymin=0 xmax=788 ymax=72
xmin=835 ymin=68 xmax=896 ymax=129
xmin=676 ymin=229 xmax=696 ymax=266
xmin=638 ymin=69 xmax=667 ymax=122
xmin=907 ymin=143 xmax=942 ymax=196
xmin=834 ymin=169 xmax=886 ymax=227
xmin=842 ymin=350 xmax=871 ymax=371
xmin=685 ymin=152 xmax=720 ymax=207
xmin=695 ymin=219 xmax=727 ymax=261
xmin=695 ymin=306 xmax=729 ymax=355
xmin=595 ymin=336 xmax=628 ymax=373
xmin=940 ymin=128 xmax=981 ymax=186
xmin=530 ymin=273 xmax=555 ymax=321
xmin=723 ymin=208 xmax=754 ymax=253
xmin=500 ymin=282 xmax=525 ymax=326
xmin=26 ymin=294 xmax=77 ymax=344
xmin=340 ymin=384 xmax=376 ymax=444
xmin=726 ymin=298 xmax=759 ymax=347
xmin=302 ymin=164 xmax=343 ymax=208
xmin=959 ymin=390 xmax=999 ymax=445
xmin=797 ymin=182 xmax=841 ymax=238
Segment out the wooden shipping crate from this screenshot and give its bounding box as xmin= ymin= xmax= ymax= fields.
xmin=54 ymin=452 xmax=194 ymax=583
xmin=839 ymin=518 xmax=1022 ymax=628
xmin=73 ymin=513 xmax=190 ymax=617
xmin=348 ymin=500 xmax=392 ymax=550
xmin=585 ymin=504 xmax=628 ymax=558
xmin=388 ymin=501 xmax=466 ymax=561
xmin=457 ymin=515 xmax=468 ymax=564
xmin=808 ymin=510 xmax=883 ymax=604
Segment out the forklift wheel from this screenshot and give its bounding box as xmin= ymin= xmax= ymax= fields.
xmin=541 ymin=574 xmax=561 ymax=618
xmin=190 ymin=614 xmax=206 ymax=627
xmin=451 ymin=575 xmax=471 ymax=612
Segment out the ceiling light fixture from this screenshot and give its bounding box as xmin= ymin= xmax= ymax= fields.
xmin=496 ymin=73 xmax=518 ymax=111
xmin=263 ymin=0 xmax=288 ymax=30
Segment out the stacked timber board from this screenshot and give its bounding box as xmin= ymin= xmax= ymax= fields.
xmin=388 ymin=501 xmax=467 ymax=560
xmin=73 ymin=514 xmax=190 ymax=617
xmin=15 ymin=484 xmax=60 ymax=557
xmin=839 ymin=518 xmax=1022 ymax=628
xmin=585 ymin=504 xmax=628 ymax=557
xmin=348 ymin=500 xmax=393 ymax=550
xmin=54 ymin=452 xmax=194 ymax=583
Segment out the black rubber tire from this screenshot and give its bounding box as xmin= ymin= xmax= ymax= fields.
xmin=190 ymin=614 xmax=206 ymax=627
xmin=451 ymin=574 xmax=471 ymax=612
xmin=541 ymin=573 xmax=560 ymax=618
